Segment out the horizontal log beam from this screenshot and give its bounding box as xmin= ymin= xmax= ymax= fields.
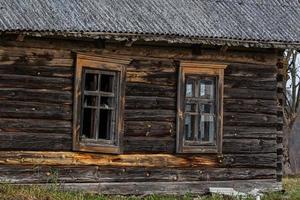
xmin=12 ymin=180 xmax=281 ymax=195
xmin=0 ymin=151 xmax=277 ymax=168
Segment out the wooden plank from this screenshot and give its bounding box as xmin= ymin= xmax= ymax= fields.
xmin=224 ymin=99 xmax=278 ymax=115
xmin=0 ymin=132 xmax=72 ymax=150
xmin=125 ymin=110 xmax=176 ymax=122
xmin=223 ymin=138 xmax=277 ymax=153
xmin=126 ymin=71 xmax=176 ymax=86
xmin=125 ymin=96 xmax=176 ymax=110
xmin=223 ymin=126 xmax=277 ymax=139
xmin=0 ymin=58 xmax=73 ymax=67
xmin=225 ymin=64 xmax=277 ymax=78
xmin=126 ymin=83 xmax=176 ymax=98
xmin=0 ymin=74 xmax=72 ymax=91
xmin=0 ymin=165 xmax=275 ymax=183
xmin=0 ymin=101 xmax=72 ymax=120
xmin=0 ymin=151 xmax=278 ymax=168
xmin=0 ymin=118 xmax=71 ymax=134
xmin=37 ymin=179 xmax=281 ymax=195
xmin=0 ymin=65 xmax=73 ymax=78
xmin=0 ymin=37 xmax=279 ymax=65
xmin=224 ymin=76 xmax=277 ymax=91
xmin=0 ymin=88 xmax=72 ymax=104
xmin=224 ymin=88 xmax=277 ymax=100
xmin=125 ymin=121 xmax=175 ymax=137
xmin=224 ymin=112 xmax=279 ymax=127
xmin=223 ymin=153 xmax=277 ymax=168
xmin=0 ymin=151 xmax=218 ymax=168
xmin=124 ymin=136 xmax=175 ymax=153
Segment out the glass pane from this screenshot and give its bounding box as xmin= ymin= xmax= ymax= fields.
xmin=100 ymin=96 xmax=113 ymax=109
xmin=184 ymin=114 xmax=196 ymax=141
xmin=85 ymin=73 xmax=98 ymax=91
xmin=100 ymin=74 xmax=114 ymax=92
xmin=199 ymin=115 xmax=215 ymax=143
xmin=199 ymin=103 xmax=214 ymax=114
xmin=98 ymin=109 xmax=112 ymax=140
xmin=83 ymin=95 xmax=98 ymax=107
xmin=82 ymin=108 xmax=97 ymax=139
xmin=185 ymin=79 xmax=194 ymax=97
xmin=185 ymin=103 xmax=197 ymax=112
xmin=199 ymin=79 xmax=215 ymax=99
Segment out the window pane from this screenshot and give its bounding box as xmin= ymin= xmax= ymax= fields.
xmin=185 ymin=103 xmax=197 ymax=112
xmin=100 ymin=74 xmax=114 ymax=92
xmin=85 ymin=73 xmax=98 ymax=91
xmin=199 ymin=79 xmax=215 ymax=99
xmin=184 ymin=114 xmax=196 ymax=140
xmin=100 ymin=96 xmax=113 ymax=109
xmin=98 ymin=109 xmax=113 ymax=140
xmin=82 ymin=108 xmax=97 ymax=139
xmin=186 ymin=79 xmax=194 ymax=97
xmin=83 ymin=95 xmax=98 ymax=107
xmin=199 ymin=103 xmax=214 ymax=114
xmin=199 ymin=115 xmax=215 ymax=143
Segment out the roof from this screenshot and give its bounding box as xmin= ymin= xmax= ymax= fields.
xmin=0 ymin=0 xmax=300 ymax=48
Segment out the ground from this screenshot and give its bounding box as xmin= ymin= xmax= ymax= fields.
xmin=0 ymin=177 xmax=299 ymax=200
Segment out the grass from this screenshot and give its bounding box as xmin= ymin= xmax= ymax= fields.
xmin=0 ymin=178 xmax=299 ymax=200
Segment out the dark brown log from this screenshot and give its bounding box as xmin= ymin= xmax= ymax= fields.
xmin=223 ymin=153 xmax=277 ymax=168
xmin=224 ymin=99 xmax=278 ymax=115
xmin=0 ymin=38 xmax=279 ymax=65
xmin=0 ymin=88 xmax=72 ymax=104
xmin=0 ymin=65 xmax=73 ymax=78
xmin=0 ymin=132 xmax=72 ymax=150
xmin=0 ymin=165 xmax=275 ymax=183
xmin=126 ymin=71 xmax=176 ymax=86
xmin=224 ymin=88 xmax=277 ymax=100
xmin=125 ymin=96 xmax=176 ymax=110
xmin=223 ymin=126 xmax=277 ymax=139
xmin=124 ymin=136 xmax=175 ymax=153
xmin=125 ymin=121 xmax=175 ymax=137
xmin=125 ymin=110 xmax=176 ymax=122
xmin=126 ymin=83 xmax=176 ymax=98
xmin=0 ymin=118 xmax=71 ymax=134
xmin=0 ymin=74 xmax=72 ymax=91
xmin=224 ymin=76 xmax=277 ymax=91
xmin=225 ymin=64 xmax=277 ymax=78
xmin=0 ymin=101 xmax=72 ymax=120
xmin=224 ymin=112 xmax=279 ymax=126
xmin=223 ymin=138 xmax=277 ymax=153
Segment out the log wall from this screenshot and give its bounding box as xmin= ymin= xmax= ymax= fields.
xmin=0 ymin=36 xmax=283 ymax=194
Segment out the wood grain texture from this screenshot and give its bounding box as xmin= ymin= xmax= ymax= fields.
xmin=0 ymin=165 xmax=276 ymax=183
xmin=0 ymin=151 xmax=277 ymax=168
xmin=15 ymin=179 xmax=281 ymax=195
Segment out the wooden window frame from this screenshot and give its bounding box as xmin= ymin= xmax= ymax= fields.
xmin=73 ymin=54 xmax=131 ymax=154
xmin=177 ymin=61 xmax=228 ymax=154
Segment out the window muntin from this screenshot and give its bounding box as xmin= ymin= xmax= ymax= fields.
xmin=183 ymin=76 xmax=217 ymax=146
xmin=73 ymin=54 xmax=129 ymax=154
xmin=81 ymin=69 xmax=118 ymax=143
xmin=177 ymin=62 xmax=227 ymax=154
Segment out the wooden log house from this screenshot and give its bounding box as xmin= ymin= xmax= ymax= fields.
xmin=0 ymin=0 xmax=299 ymax=195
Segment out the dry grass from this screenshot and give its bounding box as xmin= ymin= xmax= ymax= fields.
xmin=0 ymin=177 xmax=299 ymax=200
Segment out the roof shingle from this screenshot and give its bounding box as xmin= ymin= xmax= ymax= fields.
xmin=0 ymin=0 xmax=299 ymax=46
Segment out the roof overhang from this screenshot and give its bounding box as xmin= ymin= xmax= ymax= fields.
xmin=1 ymin=31 xmax=300 ymax=50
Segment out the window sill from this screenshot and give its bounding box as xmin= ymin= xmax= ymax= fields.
xmin=74 ymin=142 xmax=122 ymax=154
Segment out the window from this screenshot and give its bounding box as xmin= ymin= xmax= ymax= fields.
xmin=73 ymin=54 xmax=130 ymax=154
xmin=177 ymin=62 xmax=227 ymax=153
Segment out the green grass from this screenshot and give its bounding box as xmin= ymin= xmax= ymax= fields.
xmin=0 ymin=178 xmax=299 ymax=200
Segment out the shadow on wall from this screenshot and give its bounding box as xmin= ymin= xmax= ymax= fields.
xmin=290 ymin=107 xmax=300 ymax=174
